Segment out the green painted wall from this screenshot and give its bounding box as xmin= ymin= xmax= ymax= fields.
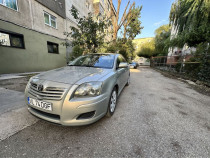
xmin=0 ymin=20 xmax=66 ymax=74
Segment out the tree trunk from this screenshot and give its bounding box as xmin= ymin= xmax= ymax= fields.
xmin=109 ymin=0 xmax=135 ymax=41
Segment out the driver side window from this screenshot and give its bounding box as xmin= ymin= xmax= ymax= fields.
xmin=117 ymin=57 xmax=121 ymax=68
xmin=116 ymin=55 xmax=126 ymax=69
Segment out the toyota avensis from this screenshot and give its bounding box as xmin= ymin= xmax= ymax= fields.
xmin=25 ymin=53 xmax=130 ymax=126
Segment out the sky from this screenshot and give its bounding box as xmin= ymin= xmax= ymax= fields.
xmin=112 ymin=0 xmax=174 ymax=39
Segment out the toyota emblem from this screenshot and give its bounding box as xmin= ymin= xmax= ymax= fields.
xmin=37 ymin=84 xmax=44 ymax=91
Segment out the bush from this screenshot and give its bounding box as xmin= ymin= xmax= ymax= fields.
xmin=69 ymin=45 xmax=84 ymax=61
xmin=174 ymin=43 xmax=210 ymax=83
xmin=105 ymin=39 xmax=135 ymax=62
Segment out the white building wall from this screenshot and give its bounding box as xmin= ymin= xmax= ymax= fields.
xmin=65 ymin=0 xmax=93 ymax=26
xmin=168 ymin=21 xmax=196 ymax=57
xmin=30 ymin=0 xmax=66 ymax=39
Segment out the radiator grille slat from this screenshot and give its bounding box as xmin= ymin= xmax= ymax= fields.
xmin=29 ymin=82 xmax=67 ymax=100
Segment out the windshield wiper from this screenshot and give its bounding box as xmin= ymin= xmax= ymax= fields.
xmin=82 ymin=65 xmax=94 ymax=67
xmin=68 ymin=65 xmax=94 ymax=67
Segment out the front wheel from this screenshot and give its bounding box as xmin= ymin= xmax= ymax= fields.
xmin=106 ymin=87 xmax=117 ymax=117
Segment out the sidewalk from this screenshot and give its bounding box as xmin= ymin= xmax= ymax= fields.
xmin=0 ymin=72 xmax=42 ymax=81
xmin=0 ymin=87 xmax=38 ymax=141
xmin=0 ymin=72 xmax=41 ymax=141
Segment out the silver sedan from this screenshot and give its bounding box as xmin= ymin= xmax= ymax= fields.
xmin=25 ymin=53 xmax=130 ymax=126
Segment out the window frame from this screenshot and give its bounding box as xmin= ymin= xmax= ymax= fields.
xmin=107 ymin=4 xmax=110 ymax=11
xmin=0 ymin=0 xmax=18 ymax=11
xmin=107 ymin=1 xmax=110 ymax=12
xmin=99 ymin=3 xmax=104 ymax=15
xmin=0 ymin=29 xmax=25 ymax=49
xmin=47 ymin=41 xmax=59 ymax=54
xmin=44 ymin=11 xmax=57 ymax=29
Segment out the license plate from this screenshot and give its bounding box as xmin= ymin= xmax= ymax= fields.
xmin=28 ymin=97 xmax=52 ymax=111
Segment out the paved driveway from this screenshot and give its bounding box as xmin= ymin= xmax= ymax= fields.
xmin=0 ymin=68 xmax=210 ymax=157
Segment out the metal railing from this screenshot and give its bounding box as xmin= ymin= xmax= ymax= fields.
xmin=150 ymin=54 xmax=210 ymax=84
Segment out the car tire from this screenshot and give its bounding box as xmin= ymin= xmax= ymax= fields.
xmin=126 ymin=75 xmax=130 ymax=86
xmin=106 ymin=87 xmax=117 ymax=117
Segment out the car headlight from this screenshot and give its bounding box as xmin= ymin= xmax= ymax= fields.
xmin=26 ymin=77 xmax=33 ymax=88
xmin=74 ymin=82 xmax=103 ymax=97
xmin=26 ymin=77 xmax=38 ymax=89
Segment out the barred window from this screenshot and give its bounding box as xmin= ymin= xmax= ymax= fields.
xmin=0 ymin=30 xmax=24 ymax=49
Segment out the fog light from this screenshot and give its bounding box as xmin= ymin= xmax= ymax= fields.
xmin=77 ymin=111 xmax=95 ymax=120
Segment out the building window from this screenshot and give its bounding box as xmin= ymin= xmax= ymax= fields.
xmin=0 ymin=30 xmax=24 ymax=48
xmin=99 ymin=4 xmax=104 ymax=15
xmin=47 ymin=41 xmax=59 ymax=54
xmin=44 ymin=12 xmax=57 ymax=28
xmin=0 ymin=0 xmax=18 ymax=10
xmin=86 ymin=0 xmax=90 ymax=10
xmin=107 ymin=3 xmax=110 ymax=11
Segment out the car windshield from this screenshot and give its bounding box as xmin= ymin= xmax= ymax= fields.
xmin=68 ymin=54 xmax=115 ymax=69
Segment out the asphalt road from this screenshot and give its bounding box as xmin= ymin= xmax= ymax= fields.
xmin=0 ymin=68 xmax=210 ymax=158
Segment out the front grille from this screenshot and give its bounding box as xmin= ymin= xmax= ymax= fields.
xmin=28 ymin=82 xmax=67 ymax=100
xmin=31 ymin=82 xmax=37 ymax=89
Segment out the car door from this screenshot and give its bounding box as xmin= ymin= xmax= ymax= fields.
xmin=119 ymin=55 xmax=129 ymax=84
xmin=116 ymin=55 xmax=129 ymax=92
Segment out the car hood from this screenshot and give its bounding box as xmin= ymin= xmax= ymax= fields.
xmin=35 ymin=66 xmax=112 ymax=85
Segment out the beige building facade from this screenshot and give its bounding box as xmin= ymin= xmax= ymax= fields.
xmin=93 ymin=0 xmax=117 ymax=41
xmin=0 ymin=0 xmax=67 ymax=74
xmin=0 ymin=0 xmax=116 ymax=74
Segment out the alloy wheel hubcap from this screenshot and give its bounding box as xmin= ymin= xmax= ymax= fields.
xmin=110 ymin=91 xmax=117 ymax=113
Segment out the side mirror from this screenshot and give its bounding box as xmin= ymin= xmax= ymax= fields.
xmin=118 ymin=62 xmax=128 ymax=68
xmin=67 ymin=61 xmax=72 ymax=65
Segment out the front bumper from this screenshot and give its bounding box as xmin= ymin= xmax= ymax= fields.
xmin=25 ymin=85 xmax=109 ymax=126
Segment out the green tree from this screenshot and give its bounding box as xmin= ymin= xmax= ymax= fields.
xmin=106 ymin=38 xmax=135 ymax=61
xmin=169 ymin=0 xmax=210 ymax=47
xmin=154 ymin=24 xmax=171 ymax=56
xmin=137 ymin=39 xmax=156 ymax=58
xmin=123 ymin=5 xmax=144 ymax=40
xmin=155 ymin=24 xmax=170 ymax=36
xmin=68 ymin=45 xmax=84 ymax=60
xmin=64 ymin=6 xmax=110 ymax=55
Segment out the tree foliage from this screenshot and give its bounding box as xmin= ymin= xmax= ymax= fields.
xmin=137 ymin=39 xmax=156 ymax=58
xmin=63 ymin=5 xmax=142 ymax=62
xmin=169 ymin=0 xmax=210 ymax=47
xmin=106 ymin=38 xmax=135 ymax=61
xmin=64 ymin=6 xmax=110 ymax=55
xmin=137 ymin=24 xmax=171 ymax=58
xmin=68 ymin=45 xmax=84 ymax=60
xmin=154 ymin=24 xmax=171 ymax=56
xmin=123 ymin=4 xmax=144 ymax=40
